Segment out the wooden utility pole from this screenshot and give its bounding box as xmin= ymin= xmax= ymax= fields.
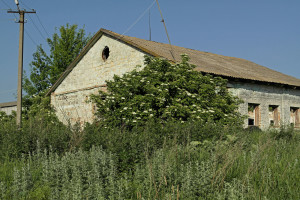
xmin=8 ymin=7 xmax=36 ymax=127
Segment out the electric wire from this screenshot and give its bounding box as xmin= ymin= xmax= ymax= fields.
xmin=20 ymin=1 xmax=50 ymax=38
xmin=122 ymin=0 xmax=156 ymax=35
xmin=0 ymin=0 xmax=18 ymax=19
xmin=0 ymin=89 xmax=17 ymax=95
xmin=35 ymin=14 xmax=50 ymax=38
xmin=0 ymin=18 xmax=14 ymax=21
xmin=27 ymin=14 xmax=47 ymax=41
xmin=24 ymin=29 xmax=38 ymax=46
xmin=20 ymin=0 xmax=30 ymax=10
xmin=0 ymin=0 xmax=10 ymax=9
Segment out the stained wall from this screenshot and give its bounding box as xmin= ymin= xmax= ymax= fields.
xmin=51 ymin=34 xmax=147 ymax=125
xmin=229 ymin=81 xmax=300 ymax=129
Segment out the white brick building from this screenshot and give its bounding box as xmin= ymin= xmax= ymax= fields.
xmin=0 ymin=101 xmax=17 ymax=115
xmin=47 ymin=29 xmax=300 ymax=129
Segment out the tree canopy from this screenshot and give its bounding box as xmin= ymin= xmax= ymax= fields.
xmin=91 ymin=55 xmax=242 ymax=128
xmin=24 ymin=24 xmax=90 ymax=97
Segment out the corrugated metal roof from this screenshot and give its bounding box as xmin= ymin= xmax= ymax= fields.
xmin=46 ymin=28 xmax=300 ymax=96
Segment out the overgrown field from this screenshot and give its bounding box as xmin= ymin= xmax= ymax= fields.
xmin=0 ymin=118 xmax=299 ymax=199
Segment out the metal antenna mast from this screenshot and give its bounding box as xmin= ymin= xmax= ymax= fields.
xmin=155 ymin=0 xmax=175 ymax=61
xmin=7 ymin=0 xmax=36 ymax=127
xmin=149 ymin=9 xmax=151 ymax=41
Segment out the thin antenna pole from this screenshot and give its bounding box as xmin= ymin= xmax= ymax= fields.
xmin=155 ymin=0 xmax=175 ymax=61
xmin=149 ymin=9 xmax=151 ymax=41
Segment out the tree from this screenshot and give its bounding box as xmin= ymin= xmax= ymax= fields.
xmin=24 ymin=24 xmax=90 ymax=97
xmin=91 ymin=55 xmax=242 ymax=128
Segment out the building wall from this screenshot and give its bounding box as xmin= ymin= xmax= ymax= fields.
xmin=0 ymin=105 xmax=17 ymax=115
xmin=51 ymin=35 xmax=147 ymax=125
xmin=0 ymin=102 xmax=17 ymax=115
xmin=229 ymin=81 xmax=300 ymax=129
xmin=51 ymin=35 xmax=300 ymax=128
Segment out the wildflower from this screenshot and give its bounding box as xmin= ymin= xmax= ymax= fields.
xmin=124 ymin=107 xmax=128 ymax=110
xmin=121 ymin=97 xmax=125 ymax=100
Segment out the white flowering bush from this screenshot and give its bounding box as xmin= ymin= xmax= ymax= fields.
xmin=91 ymin=55 xmax=242 ymax=128
xmin=0 ymin=111 xmax=14 ymax=123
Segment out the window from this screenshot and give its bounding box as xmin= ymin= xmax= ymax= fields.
xmin=248 ymin=103 xmax=260 ymax=126
xmin=102 ymin=46 xmax=110 ymax=61
xmin=290 ymin=107 xmax=300 ymax=127
xmin=269 ymin=105 xmax=280 ymax=127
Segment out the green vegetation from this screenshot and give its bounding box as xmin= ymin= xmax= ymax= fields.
xmin=23 ymin=24 xmax=90 ymax=114
xmin=1 ymin=41 xmax=298 ymax=198
xmin=0 ymin=117 xmax=299 ymax=199
xmin=91 ymin=55 xmax=242 ymax=128
xmin=24 ymin=24 xmax=90 ymax=97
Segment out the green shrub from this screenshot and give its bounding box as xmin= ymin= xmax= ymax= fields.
xmin=91 ymin=55 xmax=242 ymax=128
xmin=0 ymin=125 xmax=299 ymax=199
xmin=82 ymin=120 xmax=242 ymax=173
xmin=0 ymin=114 xmax=70 ymax=161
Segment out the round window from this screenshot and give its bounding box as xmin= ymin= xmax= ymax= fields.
xmin=102 ymin=46 xmax=110 ymax=61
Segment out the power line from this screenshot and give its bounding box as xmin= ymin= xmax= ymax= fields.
xmin=25 ymin=29 xmax=38 ymax=46
xmin=0 ymin=1 xmax=19 ymax=19
xmin=35 ymin=13 xmax=50 ymax=38
xmin=0 ymin=0 xmax=11 ymax=9
xmin=7 ymin=7 xmax=36 ymax=127
xmin=0 ymin=89 xmax=17 ymax=95
xmin=20 ymin=0 xmax=30 ymax=10
xmin=19 ymin=0 xmax=50 ymax=38
xmin=0 ymin=18 xmax=15 ymax=21
xmin=27 ymin=13 xmax=47 ymax=41
xmin=122 ymin=0 xmax=156 ymax=35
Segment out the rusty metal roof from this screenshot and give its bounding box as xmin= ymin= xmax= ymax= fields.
xmin=46 ymin=28 xmax=300 ymax=96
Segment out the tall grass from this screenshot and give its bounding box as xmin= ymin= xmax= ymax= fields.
xmin=0 ymin=120 xmax=299 ymax=199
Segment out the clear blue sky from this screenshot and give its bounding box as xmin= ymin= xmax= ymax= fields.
xmin=0 ymin=0 xmax=299 ymax=102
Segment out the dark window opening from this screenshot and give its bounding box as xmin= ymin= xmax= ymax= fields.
xmin=269 ymin=105 xmax=279 ymax=127
xmin=102 ymin=46 xmax=110 ymax=61
xmin=248 ymin=118 xmax=254 ymax=126
xmin=290 ymin=107 xmax=300 ymax=127
xmin=248 ymin=103 xmax=260 ymax=126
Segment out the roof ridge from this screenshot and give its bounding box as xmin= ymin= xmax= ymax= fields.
xmin=46 ymin=28 xmax=300 ymax=96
